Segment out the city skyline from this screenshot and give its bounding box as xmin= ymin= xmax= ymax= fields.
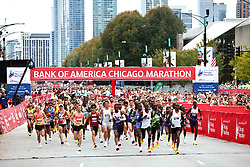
xmin=0 ymin=0 xmax=238 ymax=42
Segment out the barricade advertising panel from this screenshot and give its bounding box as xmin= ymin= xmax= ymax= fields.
xmin=0 ymin=101 xmax=28 ymax=134
xmin=30 ymin=67 xmax=196 ymax=81
xmin=186 ymin=109 xmax=250 ymax=145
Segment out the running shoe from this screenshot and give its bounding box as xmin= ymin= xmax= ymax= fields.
xmin=83 ymin=135 xmax=86 ymax=140
xmin=173 ymin=145 xmax=176 ymax=151
xmin=183 ymin=139 xmax=186 ymax=144
xmin=49 ymin=138 xmax=52 ymax=141
xmin=31 ymin=130 xmax=33 ymax=134
xmin=132 ymin=140 xmax=135 ymax=145
xmin=100 ymin=138 xmax=103 ymax=143
xmin=152 ymin=143 xmax=155 ymax=150
xmin=39 ymin=143 xmax=42 ymax=149
xmin=134 ymin=141 xmax=138 ymax=146
xmin=176 ymin=150 xmax=180 ymax=154
xmin=67 ymin=130 xmax=70 ymax=134
xmin=94 ymin=144 xmax=97 ymax=148
xmin=160 ymin=136 xmax=163 ymax=141
xmin=167 ymin=142 xmax=170 ymax=146
xmin=156 ymin=141 xmax=159 ymax=149
xmin=126 ymin=136 xmax=128 ymax=140
xmin=141 ymin=139 xmax=144 ymax=144
xmin=165 ymin=134 xmax=168 ymax=140
xmin=171 ymin=142 xmax=174 ymax=148
xmin=193 ymin=141 xmax=197 ymax=145
xmin=104 ymin=141 xmax=107 ymax=148
xmin=116 ymin=146 xmax=120 ymax=152
xmin=45 ymin=141 xmax=48 ymax=144
xmin=78 ymin=147 xmax=81 ymax=151
xmin=139 ymin=147 xmax=142 ymax=153
xmin=61 ymin=141 xmax=64 ymax=145
xmin=65 ymin=137 xmax=68 ymax=142
xmin=118 ymin=142 xmax=121 ymax=147
xmin=147 ymin=148 xmax=152 ymax=153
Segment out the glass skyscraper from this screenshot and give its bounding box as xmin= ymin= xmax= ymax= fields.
xmin=141 ymin=0 xmax=168 ymax=16
xmin=213 ymin=3 xmax=226 ymax=22
xmin=51 ymin=0 xmax=84 ymax=67
xmin=93 ymin=0 xmax=117 ymax=38
xmin=198 ymin=0 xmax=214 ymax=24
xmin=171 ymin=6 xmax=192 ymax=30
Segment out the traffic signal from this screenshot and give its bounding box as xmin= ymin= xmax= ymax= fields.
xmin=236 ymin=46 xmax=240 ymax=56
xmin=227 ymin=44 xmax=232 ymax=58
xmin=1 ymin=51 xmax=4 ymax=59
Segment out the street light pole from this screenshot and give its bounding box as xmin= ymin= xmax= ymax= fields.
xmin=203 ymin=9 xmax=209 ymax=67
xmin=168 ymin=38 xmax=171 ymax=67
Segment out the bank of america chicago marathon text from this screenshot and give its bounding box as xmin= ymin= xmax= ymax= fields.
xmin=33 ymin=70 xmax=193 ymax=79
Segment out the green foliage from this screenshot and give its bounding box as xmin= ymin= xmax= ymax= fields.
xmin=144 ymin=6 xmax=185 ymax=54
xmin=229 ymin=46 xmax=250 ymax=82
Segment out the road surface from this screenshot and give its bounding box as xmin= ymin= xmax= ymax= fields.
xmin=1 ymin=123 xmax=250 ymax=167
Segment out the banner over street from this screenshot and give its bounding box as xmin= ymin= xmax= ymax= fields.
xmin=30 ymin=67 xmax=195 ymax=81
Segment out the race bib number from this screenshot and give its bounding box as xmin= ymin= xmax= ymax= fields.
xmin=92 ymin=118 xmax=97 ymax=122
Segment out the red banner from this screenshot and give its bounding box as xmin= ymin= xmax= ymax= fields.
xmin=30 ymin=67 xmax=195 ymax=81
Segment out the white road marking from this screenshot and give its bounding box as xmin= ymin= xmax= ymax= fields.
xmin=79 ymin=163 xmax=84 ymax=167
xmin=197 ymin=160 xmax=205 ymax=165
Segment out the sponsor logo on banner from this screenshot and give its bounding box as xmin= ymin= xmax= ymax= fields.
xmin=195 ymin=66 xmax=219 ymax=83
xmin=221 ymin=118 xmax=230 ymax=136
xmin=198 ymin=121 xmax=202 ymax=130
xmin=198 ymin=69 xmax=203 ymax=77
xmin=208 ymin=116 xmax=216 ymax=134
xmin=236 ymin=119 xmax=247 ymax=140
xmin=7 ymin=67 xmax=31 ymax=84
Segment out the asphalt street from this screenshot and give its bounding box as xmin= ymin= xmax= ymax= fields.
xmin=1 ymin=123 xmax=250 ymax=167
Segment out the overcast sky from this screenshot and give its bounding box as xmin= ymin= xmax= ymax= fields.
xmin=0 ymin=0 xmax=237 ymax=41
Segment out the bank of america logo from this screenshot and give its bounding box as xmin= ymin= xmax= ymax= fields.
xmin=9 ymin=71 xmax=14 ymax=78
xmin=198 ymin=69 xmax=203 ymax=77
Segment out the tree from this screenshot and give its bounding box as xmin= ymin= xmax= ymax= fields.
xmin=144 ymin=6 xmax=185 ymax=54
xmin=229 ymin=46 xmax=250 ymax=82
xmin=100 ymin=10 xmax=145 ymax=66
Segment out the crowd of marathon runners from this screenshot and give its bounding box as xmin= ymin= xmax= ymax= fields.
xmin=23 ymin=85 xmax=250 ymax=154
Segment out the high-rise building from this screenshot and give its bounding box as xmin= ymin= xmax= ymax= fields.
xmin=5 ymin=40 xmax=20 ymax=60
xmin=93 ymin=0 xmax=117 ymax=38
xmin=213 ymin=3 xmax=226 ymax=22
xmin=141 ymin=0 xmax=168 ymax=16
xmin=198 ymin=0 xmax=214 ymax=24
xmin=236 ymin=0 xmax=250 ymax=18
xmin=21 ymin=33 xmax=50 ymax=67
xmin=51 ymin=0 xmax=85 ymax=67
xmin=171 ymin=6 xmax=192 ymax=30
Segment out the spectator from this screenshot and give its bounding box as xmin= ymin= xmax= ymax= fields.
xmin=0 ymin=92 xmax=9 ymax=109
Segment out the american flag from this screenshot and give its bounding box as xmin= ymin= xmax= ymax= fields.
xmin=211 ymin=53 xmax=216 ymax=67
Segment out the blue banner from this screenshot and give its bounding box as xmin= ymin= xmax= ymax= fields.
xmin=193 ymin=82 xmax=218 ymax=94
xmin=116 ymin=81 xmax=125 ymax=87
xmin=7 ymin=84 xmax=31 ymax=99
